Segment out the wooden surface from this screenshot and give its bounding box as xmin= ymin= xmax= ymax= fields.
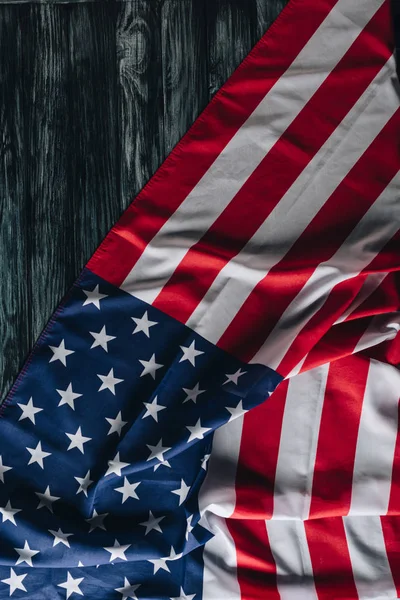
xmin=0 ymin=0 xmax=288 ymax=401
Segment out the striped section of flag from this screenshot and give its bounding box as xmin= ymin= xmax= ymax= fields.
xmin=84 ymin=0 xmax=400 ymax=595
xmin=201 ymin=352 xmax=400 ymax=598
xmin=88 ymin=0 xmax=399 ymax=378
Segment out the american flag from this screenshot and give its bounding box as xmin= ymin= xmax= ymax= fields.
xmin=0 ymin=0 xmax=399 ymax=598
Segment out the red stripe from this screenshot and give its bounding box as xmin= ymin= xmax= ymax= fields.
xmin=217 ymin=108 xmax=400 ymax=365
xmin=301 ymin=311 xmax=371 ymax=372
xmin=227 ymin=518 xmax=280 ymax=600
xmin=276 ymin=276 xmax=366 ymax=376
xmin=358 ymin=334 xmax=400 ymax=370
xmin=234 ymin=380 xmax=288 ymax=520
xmin=152 ymin=3 xmax=393 ymax=322
xmin=358 ymin=228 xmax=400 ymax=274
xmin=343 ymin=273 xmax=399 ymax=323
xmin=381 ymin=516 xmax=400 ymax=595
xmin=300 ymin=317 xmax=370 ymax=373
xmin=276 ymin=217 xmax=400 ymax=377
xmin=86 ymin=0 xmax=341 ymax=287
xmin=226 ymin=384 xmax=288 ymax=599
xmin=302 ymin=238 xmax=400 ymax=372
xmin=305 ymin=517 xmax=358 ymax=599
xmin=309 ymin=355 xmax=369 ymax=519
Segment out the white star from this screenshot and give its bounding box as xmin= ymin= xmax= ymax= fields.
xmin=82 ymin=285 xmax=107 ymax=309
xmin=226 ymin=400 xmax=248 ymax=421
xmin=0 ymin=501 xmax=21 ymax=526
xmin=49 ymin=528 xmax=73 ymax=548
xmin=115 ymin=477 xmax=140 ymax=504
xmin=86 ymin=509 xmax=108 ymax=533
xmin=90 ymin=326 xmax=116 ymax=352
xmin=170 ymin=588 xmax=196 ymax=600
xmin=66 ymin=427 xmax=91 ymax=454
xmin=74 ymin=470 xmax=93 ymax=496
xmin=168 ymin=547 xmax=183 ymax=561
xmin=106 ymin=411 xmax=127 ymax=436
xmin=186 ymin=419 xmax=211 ymax=443
xmin=153 ymin=459 xmax=171 ymax=472
xmin=97 ymin=368 xmax=124 ymax=395
xmin=0 ymin=455 xmax=12 ymax=483
xmin=182 ymin=382 xmax=205 ymax=404
xmin=179 ymin=341 xmax=204 ymax=366
xmin=104 ymin=539 xmax=131 ymax=562
xmin=57 ymin=384 xmax=82 ymax=410
xmin=148 ymin=555 xmax=169 ymax=574
xmin=139 ymin=354 xmax=163 ymax=379
xmin=1 ymin=569 xmax=27 ymax=595
xmin=105 ymin=452 xmax=129 ymax=477
xmin=57 ymin=572 xmax=84 ymax=598
xmin=148 ymin=547 xmax=182 ymax=574
xmin=185 ymin=515 xmax=194 ymax=541
xmin=49 ymin=339 xmax=75 ymax=366
xmin=224 ymin=368 xmax=246 ymax=385
xmin=146 ymin=439 xmax=171 ymax=463
xmin=171 ymin=479 xmax=190 ymax=505
xmin=201 ymin=453 xmax=211 ymax=470
xmin=115 ymin=578 xmax=141 ymax=599
xmin=17 ymin=397 xmax=43 ymax=424
xmin=14 ymin=540 xmax=39 ymax=567
xmin=27 ymin=441 xmax=51 ymax=469
xmin=139 ymin=511 xmax=165 ymax=536
xmin=142 ymin=396 xmax=166 ymax=422
xmin=131 ymin=311 xmax=158 ymax=337
xmin=35 ymin=486 xmax=60 ymax=513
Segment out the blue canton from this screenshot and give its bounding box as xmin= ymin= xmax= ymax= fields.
xmin=0 ymin=268 xmax=282 ymax=599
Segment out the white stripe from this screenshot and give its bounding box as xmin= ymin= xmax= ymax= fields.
xmin=343 ymin=515 xmax=397 ymax=599
xmin=121 ymin=0 xmax=385 ymax=303
xmin=188 ymin=57 xmax=397 ymax=342
xmin=198 ymin=416 xmax=244 ymax=600
xmin=198 ymin=415 xmax=244 ymax=520
xmin=266 ymin=520 xmax=318 ymax=600
xmin=285 ymin=354 xmax=308 ymax=379
xmin=272 ymin=364 xmax=329 ymax=520
xmin=354 ymin=312 xmax=400 ymax=355
xmin=349 ymin=359 xmax=400 ymax=516
xmin=201 ymin=519 xmax=241 ymax=600
xmin=252 ymin=171 xmax=400 ymax=370
xmin=335 ymin=272 xmax=388 ymax=324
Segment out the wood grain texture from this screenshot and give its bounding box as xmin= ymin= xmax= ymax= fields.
xmin=116 ymin=0 xmax=164 ymax=204
xmin=255 ymin=0 xmax=289 ymax=39
xmin=206 ymin=0 xmax=259 ymax=97
xmin=67 ymin=2 xmax=119 ymax=272
xmin=0 ymin=0 xmax=289 ymax=401
xmin=24 ymin=5 xmax=71 ymax=343
xmin=161 ymin=0 xmax=208 ymax=155
xmin=0 ymin=6 xmax=31 ymax=396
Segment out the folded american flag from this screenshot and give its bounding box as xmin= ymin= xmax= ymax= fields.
xmin=0 ymin=0 xmax=399 ymax=598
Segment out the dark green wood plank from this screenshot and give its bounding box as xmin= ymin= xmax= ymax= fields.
xmin=206 ymin=0 xmax=258 ymax=97
xmin=116 ymin=0 xmax=164 ymax=206
xmin=255 ymin=0 xmax=289 ymax=39
xmin=67 ymin=2 xmax=119 ymax=269
xmin=0 ymin=6 xmax=30 ymax=400
xmin=206 ymin=0 xmax=289 ymax=96
xmin=0 ymin=0 xmax=107 ymax=3
xmin=161 ymin=0 xmax=208 ymax=155
xmin=24 ymin=5 xmax=71 ymax=342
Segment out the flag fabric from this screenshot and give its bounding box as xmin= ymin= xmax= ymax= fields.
xmin=0 ymin=0 xmax=399 ymax=598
